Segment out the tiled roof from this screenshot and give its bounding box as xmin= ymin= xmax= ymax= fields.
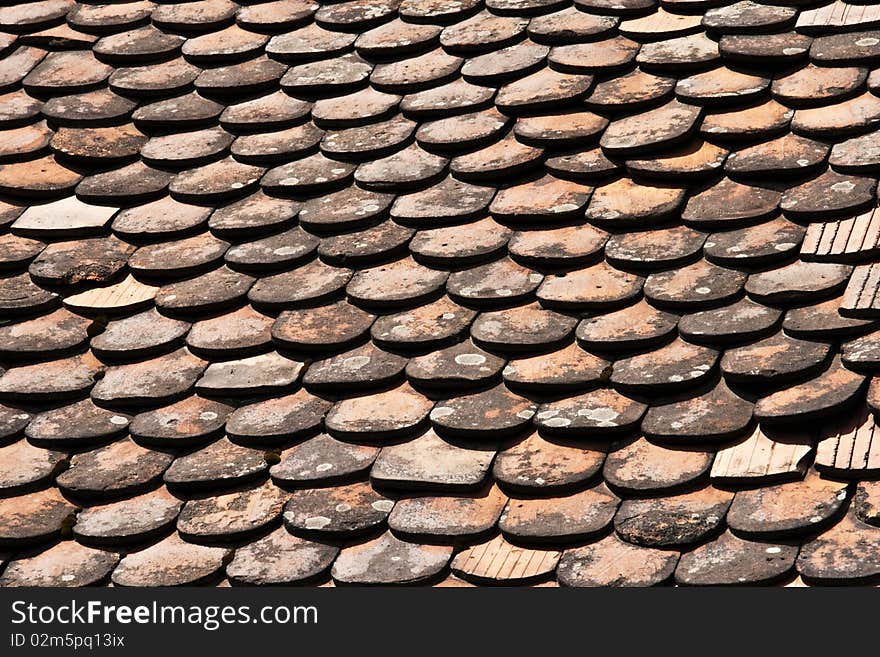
xmin=3 ymin=0 xmax=880 ymax=588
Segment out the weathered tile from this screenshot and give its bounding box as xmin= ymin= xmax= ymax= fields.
xmin=25 ymin=398 xmax=129 ymax=448
xmin=676 ymin=531 xmax=797 ymax=586
xmin=797 ymin=513 xmax=880 ymax=584
xmin=1 ymin=541 xmax=117 ymax=588
xmin=642 ymin=381 xmax=753 ymax=443
xmin=112 ymin=533 xmax=230 ymax=586
xmin=326 ymin=383 xmax=432 ymax=440
xmin=164 ymin=437 xmax=267 ymax=490
xmin=493 ymin=431 xmax=605 ymax=493
xmin=304 ymin=343 xmax=407 ymax=394
xmin=178 ymin=481 xmax=286 ymax=543
xmin=226 ymin=390 xmax=331 ymax=444
xmin=605 ymin=437 xmax=713 ymax=494
xmin=558 ymin=534 xmax=678 ymax=587
xmin=73 ymin=487 xmax=182 ymax=546
xmin=57 ymin=437 xmax=172 ymax=499
xmin=610 ymin=338 xmax=718 ymax=393
xmin=503 ymin=342 xmax=609 ymax=392
xmin=91 ymin=348 xmax=207 ymax=407
xmin=534 ymin=388 xmax=645 ymax=436
xmin=284 ymin=481 xmax=392 ymax=537
xmin=271 ymin=434 xmax=379 ymax=486
xmin=615 ymin=486 xmax=733 ymax=548
xmin=129 ymin=396 xmax=233 ymax=447
xmin=332 ymin=532 xmax=451 ymax=585
xmin=0 ymin=439 xmax=65 ymax=493
xmin=430 ymin=384 xmax=536 ymax=438
xmin=226 ymin=527 xmax=338 ymax=586
xmin=388 ymin=485 xmax=507 ymax=543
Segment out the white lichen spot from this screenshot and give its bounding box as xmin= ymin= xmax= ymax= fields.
xmin=454 ymin=353 xmax=486 ymax=366
xmin=430 ymin=406 xmax=455 ymax=419
xmin=371 ymin=499 xmax=394 ymax=513
xmin=316 ymin=463 xmax=333 ymax=473
xmin=304 ymin=516 xmax=332 ymax=529
xmin=110 ymin=415 xmax=128 ymax=425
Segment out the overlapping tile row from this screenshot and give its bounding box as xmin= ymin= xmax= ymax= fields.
xmin=5 ymin=0 xmax=880 ymax=587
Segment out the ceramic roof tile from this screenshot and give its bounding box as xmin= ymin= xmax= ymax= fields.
xmin=5 ymin=0 xmax=880 ymax=587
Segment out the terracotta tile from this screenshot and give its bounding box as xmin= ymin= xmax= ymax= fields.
xmin=272 ymin=298 xmax=375 ymax=349
xmin=25 ymin=398 xmax=128 ymax=448
xmin=251 ymin=264 xmax=351 ymax=311
xmin=0 ymin=487 xmax=76 ymax=547
xmin=416 ymin=107 xmax=510 ymax=153
xmin=358 ymin=19 xmax=441 ymax=57
xmin=406 ymin=340 xmax=504 ymax=390
xmin=514 ymin=111 xmax=607 ymax=149
xmin=811 ymin=30 xmax=880 ymax=65
xmin=326 ymin=383 xmax=432 ymax=440
xmin=549 ymin=36 xmax=638 ymax=74
xmin=76 ymin=161 xmax=171 ymax=205
xmin=183 ymin=24 xmax=268 ymax=63
xmin=577 ymin=300 xmax=678 ymax=351
xmin=0 ymin=541 xmax=118 ymax=587
xmin=728 ymin=469 xmax=847 ymax=539
xmin=682 ymin=178 xmax=781 ymax=228
xmin=797 ymin=513 xmax=880 ymax=584
xmin=220 ymin=90 xmax=311 ymax=132
xmin=354 ymin=143 xmax=446 ymax=190
xmin=346 ymin=256 xmax=447 ymax=307
xmin=487 ymin=0 xmax=568 ymax=15
xmin=855 ymin=480 xmax=880 ymax=525
xmin=509 ymin=223 xmax=607 ymax=267
xmin=841 ymin=330 xmax=880 ymax=369
xmin=792 ymin=92 xmax=880 ymax=137
xmin=644 ymin=259 xmax=746 ymax=310
xmin=129 ymin=395 xmax=232 ymax=447
xmin=726 ymin=133 xmax=829 ymax=178
xmin=185 ymin=305 xmax=272 ymax=357
xmin=0 ymin=404 xmax=32 ymax=443
xmin=152 ymin=0 xmax=237 ymax=31
xmin=27 ymin=51 xmax=112 ymax=96
xmin=371 ymin=296 xmax=475 ymax=349
xmin=719 ymin=32 xmax=811 ymax=65
xmin=271 ymin=433 xmax=379 ymax=486
xmin=446 ymin=258 xmax=539 ymax=306
xmin=721 ymin=330 xmax=831 ymax=385
xmin=237 ymin=0 xmax=317 ymax=32
xmin=645 ymin=380 xmax=753 ymax=442
xmin=676 ymin=67 xmax=769 ymax=106
xmin=501 ymin=483 xmax=620 ymax=543
xmin=178 ymin=480 xmax=286 ymax=542
xmin=312 ymin=86 xmax=400 ymax=128
xmin=0 ymin=439 xmax=65 ymax=494
xmin=784 ymin=295 xmax=876 ymax=340
xmin=755 ymin=355 xmax=865 ymax=424
xmin=605 ymin=436 xmax=712 ymax=494
xmin=225 ymin=390 xmax=330 ymax=444
xmin=29 ymin=237 xmax=133 ymax=287
xmin=156 ymin=267 xmax=255 ymax=315
xmin=0 ymin=120 xmax=52 ymax=161
xmin=197 ymin=351 xmax=305 ymax=396
xmin=282 ymin=52 xmax=371 ymax=96
xmin=493 ymin=431 xmax=605 ymax=493
xmin=534 ymin=388 xmax=645 ymax=435
xmin=391 ymin=485 xmax=506 ymax=543
xmin=332 ymin=531 xmax=452 ymax=585
xmin=112 ymin=197 xmax=210 ymax=240
xmin=109 ymin=58 xmax=200 ymax=98
xmin=140 ymin=127 xmax=233 ymax=169
xmin=0 ymin=90 xmax=42 ymax=128
xmin=429 ymin=384 xmax=534 ymax=438
xmin=0 ymin=155 xmax=81 ymax=199
xmin=133 ymin=91 xmax=223 ymax=129
xmin=606 ymin=225 xmax=705 ymax=270
xmin=774 ymin=63 xmax=867 ymax=109
xmin=129 ymin=233 xmax=229 ymax=278
xmin=401 ymin=78 xmax=494 ymax=118
xmin=782 ymin=170 xmax=876 ymax=221
xmin=57 ymin=437 xmax=172 ymax=499
xmin=703 ymin=1 xmax=796 ymax=31
xmin=371 ymin=429 xmax=495 ymax=491
xmin=679 ymin=297 xmax=781 ymax=345
xmin=91 ymin=348 xmax=207 ymax=407
xmin=626 ymin=140 xmax=728 ymax=180
xmin=0 ymin=308 xmax=90 ymax=360
xmin=73 ymin=487 xmax=182 ymax=547
xmin=676 ymin=530 xmax=797 ymax=585
xmin=371 ymin=48 xmax=462 ymax=93
xmin=0 ymin=232 xmax=44 ymax=270
xmin=558 ymin=533 xmax=678 ymax=587
xmin=586 ymin=68 xmax=674 ymax=112
xmin=469 ymin=301 xmax=575 ymax=353
xmin=226 ymin=227 xmax=318 ymax=271
xmin=601 ymin=99 xmax=701 ymax=156
xmin=829 ymin=131 xmax=880 ymax=173
xmin=615 ymin=486 xmax=732 ymax=547
xmin=93 ymin=26 xmax=183 ymax=64
xmin=411 ymin=217 xmax=510 ymax=265
xmin=528 ymin=7 xmax=618 ymax=44
xmin=441 ymin=10 xmax=527 ymax=53
xmin=503 ymin=341 xmax=609 ymax=392
xmin=68 ymin=1 xmax=154 ymax=32
xmin=304 ymin=342 xmax=406 ymax=393
xmin=112 ymin=533 xmax=231 ymax=586
xmin=636 ymin=33 xmax=719 ymax=70
xmin=0 ymin=353 xmax=103 ymax=402
xmin=611 ymin=337 xmax=718 ymax=393
xmin=451 ymin=534 xmax=560 ymax=585
xmin=0 ymin=272 xmax=58 ymax=317
xmin=323 ymin=115 xmax=415 ymax=161
xmin=226 ymin=527 xmax=338 ymax=586
xmin=297 ymin=186 xmax=392 ymax=233
xmin=746 ymin=261 xmax=851 ymax=304
xmin=704 ymin=217 xmax=804 ymax=267
xmin=262 ymin=152 xmax=355 ymax=195
xmin=701 ymin=98 xmax=792 ymax=141
xmin=496 ymin=66 xmax=593 ymax=113
xmin=284 ymin=481 xmax=392 ymax=537
xmin=210 ymin=191 xmax=301 ymax=238
xmin=51 ymin=124 xmax=146 ymax=164
xmin=163 ymin=437 xmax=267 ymax=490
xmin=620 ymin=7 xmax=702 ymax=39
